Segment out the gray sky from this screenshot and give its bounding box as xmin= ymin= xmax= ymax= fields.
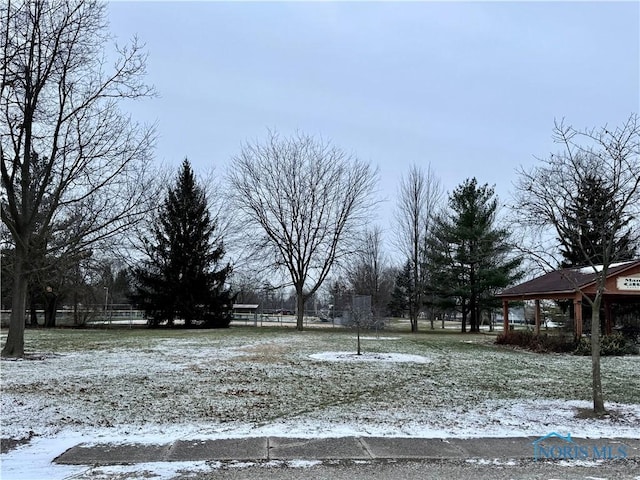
xmin=107 ymin=0 xmax=639 ymax=243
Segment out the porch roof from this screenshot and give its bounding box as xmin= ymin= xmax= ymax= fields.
xmin=498 ymin=260 xmax=640 ymax=300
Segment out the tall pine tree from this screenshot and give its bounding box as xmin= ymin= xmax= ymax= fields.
xmin=132 ymin=159 xmax=233 ymax=327
xmin=559 ymin=173 xmax=636 ymax=268
xmin=557 ymin=172 xmax=638 ymax=325
xmin=427 ymin=178 xmax=522 ymax=332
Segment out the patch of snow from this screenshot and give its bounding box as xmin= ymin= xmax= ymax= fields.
xmin=309 ymin=351 xmax=430 ymax=363
xmin=286 ymin=459 xmax=323 ymax=468
xmin=77 ymin=461 xmax=214 ymax=480
xmin=227 ymin=460 xmax=257 ymax=468
xmin=557 ymin=459 xmax=606 ymax=468
xmin=350 ymin=336 xmax=400 ymax=340
xmin=0 ymin=434 xmax=87 ymax=480
xmin=465 ymin=458 xmax=518 ymax=466
xmin=576 ymin=261 xmax=631 ymax=274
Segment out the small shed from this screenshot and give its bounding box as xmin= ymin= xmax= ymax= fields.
xmin=498 ymin=260 xmax=640 ymax=336
xmin=232 ymin=304 xmax=260 ymax=324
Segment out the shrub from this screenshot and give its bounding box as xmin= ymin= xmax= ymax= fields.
xmin=573 ymin=333 xmax=639 ymax=356
xmin=496 ymin=330 xmax=576 ymax=353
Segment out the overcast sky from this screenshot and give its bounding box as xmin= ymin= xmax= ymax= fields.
xmin=107 ymin=0 xmax=639 ymax=243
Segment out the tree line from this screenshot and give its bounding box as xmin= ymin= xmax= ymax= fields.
xmin=2 ymin=0 xmax=639 ymax=374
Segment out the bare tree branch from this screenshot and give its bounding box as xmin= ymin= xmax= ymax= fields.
xmin=227 ymin=130 xmax=379 ymax=330
xmin=394 ymin=163 xmax=443 ymax=332
xmin=512 ymin=114 xmax=640 ymax=414
xmin=1 ymin=0 xmax=156 ymax=357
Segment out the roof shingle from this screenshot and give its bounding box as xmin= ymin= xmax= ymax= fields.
xmin=498 ymin=260 xmax=640 ymax=298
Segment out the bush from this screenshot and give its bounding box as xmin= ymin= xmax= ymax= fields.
xmin=573 ymin=333 xmax=639 ymax=356
xmin=496 ymin=330 xmax=576 ymax=353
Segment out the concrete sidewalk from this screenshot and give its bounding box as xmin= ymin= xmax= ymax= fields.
xmin=54 ymin=436 xmax=640 ymax=465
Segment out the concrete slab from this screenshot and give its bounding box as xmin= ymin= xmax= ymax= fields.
xmin=616 ymin=438 xmax=640 ymax=457
xmin=362 ymin=437 xmax=463 ymax=459
xmin=54 ymin=443 xmax=170 ymax=465
xmin=50 ymin=436 xmax=640 ymax=466
xmin=568 ymin=437 xmax=640 ymax=456
xmin=529 ymin=437 xmax=639 ymax=460
xmin=448 ymin=437 xmax=535 ymax=458
xmin=268 ymin=437 xmax=371 ymax=460
xmin=167 ymin=438 xmax=268 ymax=461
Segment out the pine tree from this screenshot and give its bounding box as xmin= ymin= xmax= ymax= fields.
xmin=559 ymin=173 xmax=636 ymax=268
xmin=427 ymin=178 xmax=522 ymax=332
xmin=388 ymin=260 xmax=412 ymax=318
xmin=131 ymin=159 xmax=233 ymax=327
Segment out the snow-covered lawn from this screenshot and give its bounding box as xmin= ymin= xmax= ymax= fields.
xmin=1 ymin=327 xmax=639 ymax=478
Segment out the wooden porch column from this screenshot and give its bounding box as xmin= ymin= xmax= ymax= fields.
xmin=535 ymin=299 xmax=541 ymax=335
xmin=502 ymin=299 xmax=509 ymax=333
xmin=574 ymin=293 xmax=583 ymax=337
xmin=604 ymin=299 xmax=613 ymax=335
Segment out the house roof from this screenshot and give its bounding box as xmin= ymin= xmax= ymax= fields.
xmin=498 ymin=260 xmax=640 ymax=299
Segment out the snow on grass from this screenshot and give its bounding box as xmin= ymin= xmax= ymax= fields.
xmin=1 ymin=327 xmax=639 ymax=479
xmin=350 ymin=336 xmax=400 ymax=340
xmin=309 ymin=351 xmax=429 ymax=363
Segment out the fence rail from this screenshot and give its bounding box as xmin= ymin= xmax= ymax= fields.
xmin=1 ymin=308 xmax=371 ymax=329
xmin=0 ymin=305 xmax=146 ymax=328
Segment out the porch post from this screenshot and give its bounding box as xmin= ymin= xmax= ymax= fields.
xmin=574 ymin=293 xmax=583 ymax=337
xmin=535 ymin=299 xmax=541 ymax=335
xmin=604 ymin=298 xmax=613 ymax=335
xmin=502 ymin=299 xmax=509 ymax=333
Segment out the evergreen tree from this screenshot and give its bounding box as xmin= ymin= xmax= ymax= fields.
xmin=388 ymin=260 xmax=412 ymax=318
xmin=559 ymin=173 xmax=636 ymax=268
xmin=427 ymin=178 xmax=522 ymax=332
xmin=131 ymin=159 xmax=233 ymax=327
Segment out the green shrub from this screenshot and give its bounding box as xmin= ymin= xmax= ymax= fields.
xmin=573 ymin=333 xmax=639 ymax=356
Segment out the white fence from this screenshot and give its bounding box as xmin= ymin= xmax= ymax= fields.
xmin=0 ymin=305 xmax=146 ymax=328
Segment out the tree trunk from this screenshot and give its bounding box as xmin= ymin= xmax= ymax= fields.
xmin=296 ymin=291 xmax=305 ymax=331
xmin=461 ymin=302 xmax=467 ymax=333
xmin=29 ymin=296 xmax=39 ymax=327
xmin=412 ymin=261 xmax=419 ymax=333
xmin=591 ymin=296 xmax=606 ymax=415
xmin=44 ymin=289 xmax=57 ymax=328
xmin=73 ymin=290 xmax=80 ymax=325
xmin=469 ymin=264 xmax=477 ymax=332
xmin=2 ymin=250 xmax=27 ymax=357
xmin=470 ymin=303 xmax=477 ymax=332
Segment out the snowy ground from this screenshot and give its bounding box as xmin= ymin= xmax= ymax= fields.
xmin=1 ymin=327 xmax=639 ymax=479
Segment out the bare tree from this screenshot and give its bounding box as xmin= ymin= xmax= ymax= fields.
xmin=228 ymin=130 xmax=378 ymax=331
xmin=394 ymin=164 xmax=443 ymax=332
xmin=513 ymin=114 xmax=640 ymax=414
xmin=1 ymin=0 xmax=156 ymax=357
xmin=347 ymin=226 xmax=394 ymax=318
